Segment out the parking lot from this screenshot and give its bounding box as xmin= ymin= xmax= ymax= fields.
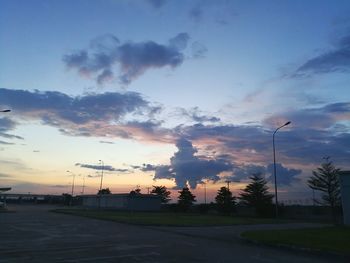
xmin=0 ymin=205 xmax=343 ymax=262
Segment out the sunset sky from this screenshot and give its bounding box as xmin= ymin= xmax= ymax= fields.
xmin=1 ymin=0 xmax=349 ymax=203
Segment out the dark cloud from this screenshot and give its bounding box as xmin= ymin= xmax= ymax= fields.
xmin=231 ymin=164 xmax=266 ymax=181
xmin=295 ymin=33 xmax=350 ymax=76
xmin=264 ymin=102 xmax=350 ymax=130
xmin=226 ymin=162 xmax=301 ymax=186
xmin=64 ymin=33 xmax=189 ymax=85
xmin=0 ymin=117 xmax=22 ymax=140
xmin=140 ymin=163 xmax=159 ymax=172
xmin=154 ymin=138 xmax=233 ymax=189
xmin=266 ymin=163 xmax=302 ymax=186
xmin=0 ymin=140 xmax=15 ymax=145
xmin=0 ymin=88 xmax=166 ymax=142
xmin=75 ymin=163 xmax=130 ymax=173
xmin=180 ymin=101 xmax=350 ymax=166
xmin=0 ymin=117 xmax=16 ymax=131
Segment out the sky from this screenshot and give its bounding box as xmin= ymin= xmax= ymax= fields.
xmin=0 ymin=0 xmax=350 ymax=203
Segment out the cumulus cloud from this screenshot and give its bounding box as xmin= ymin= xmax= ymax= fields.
xmin=295 ymin=33 xmax=350 ymax=76
xmin=75 ymin=163 xmax=130 ymax=173
xmin=152 ymin=138 xmax=233 ymax=188
xmin=63 ymin=33 xmax=190 ymax=85
xmin=180 ymin=103 xmax=350 ymax=167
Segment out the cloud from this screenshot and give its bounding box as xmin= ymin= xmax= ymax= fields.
xmin=0 ymin=117 xmax=16 ymax=131
xmin=99 ymin=141 xmax=115 ymax=144
xmin=153 ymin=138 xmax=234 ymax=188
xmin=295 ymin=33 xmax=350 ymax=76
xmin=225 ymin=162 xmax=301 ymax=186
xmin=177 ymin=107 xmax=220 ymax=123
xmin=266 ymin=163 xmax=302 ymax=186
xmin=0 ymin=140 xmax=15 ymax=145
xmin=179 ymin=101 xmax=350 ymax=167
xmin=0 ymin=88 xmax=167 ymax=142
xmin=0 ymin=117 xmax=22 ymax=140
xmin=63 ymin=33 xmax=190 ymax=85
xmin=231 ymin=164 xmax=267 ymax=181
xmin=51 ymin=184 xmax=68 ymax=188
xmin=0 ymin=173 xmax=11 ymax=178
xmin=191 ymin=42 xmax=208 ymax=58
xmin=75 ymin=163 xmax=130 ymax=173
xmin=264 ymin=102 xmax=350 ymax=130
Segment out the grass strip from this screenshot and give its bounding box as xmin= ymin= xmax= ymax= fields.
xmin=241 ymin=227 xmax=350 ymax=255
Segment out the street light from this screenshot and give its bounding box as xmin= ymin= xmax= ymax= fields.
xmin=66 ymin=170 xmax=76 ymax=196
xmin=0 ymin=110 xmax=11 ymax=112
xmin=81 ymin=175 xmax=86 ymax=195
xmin=273 ymin=121 xmax=291 ymax=219
xmin=99 ymin=160 xmax=104 ymax=192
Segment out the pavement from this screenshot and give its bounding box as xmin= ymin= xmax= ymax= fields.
xmin=0 ymin=205 xmax=346 ymax=263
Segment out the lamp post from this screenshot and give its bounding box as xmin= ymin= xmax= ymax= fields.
xmin=99 ymin=160 xmax=104 ymax=192
xmin=81 ymin=175 xmax=86 ymax=195
xmin=0 ymin=110 xmax=11 ymax=112
xmin=66 ymin=170 xmax=76 ymax=196
xmin=273 ymin=121 xmax=291 ymax=219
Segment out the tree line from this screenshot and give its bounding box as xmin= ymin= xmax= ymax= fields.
xmin=149 ymin=157 xmax=343 ymax=219
xmin=95 ymin=157 xmax=342 ymax=219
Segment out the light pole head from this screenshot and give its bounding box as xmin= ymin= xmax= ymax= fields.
xmin=0 ymin=109 xmax=11 ymax=112
xmin=284 ymin=121 xmax=291 ymax=126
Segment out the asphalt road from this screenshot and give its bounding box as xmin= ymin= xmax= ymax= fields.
xmin=0 ymin=205 xmax=345 ymax=262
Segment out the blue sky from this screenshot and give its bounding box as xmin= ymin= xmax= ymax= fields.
xmin=0 ymin=0 xmax=349 ymax=202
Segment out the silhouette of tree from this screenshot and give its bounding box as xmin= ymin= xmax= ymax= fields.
xmin=177 ymin=187 xmax=196 ymax=212
xmin=97 ymin=188 xmax=111 ymax=195
xmin=308 ymin=157 xmax=341 ymax=222
xmin=215 ymin=186 xmax=236 ymax=214
xmin=239 ymin=173 xmax=273 ymax=217
xmin=151 ymin=185 xmax=171 ymax=203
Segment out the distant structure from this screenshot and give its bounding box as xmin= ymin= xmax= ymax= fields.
xmin=0 ymin=187 xmax=11 ymax=192
xmin=0 ymin=188 xmax=12 ymax=207
xmin=80 ymin=193 xmax=161 ymax=211
xmin=339 ymin=171 xmax=350 ymax=226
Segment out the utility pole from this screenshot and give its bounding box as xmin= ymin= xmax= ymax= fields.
xmin=203 ymin=182 xmax=207 ymax=204
xmin=146 ymin=187 xmax=151 ymax=194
